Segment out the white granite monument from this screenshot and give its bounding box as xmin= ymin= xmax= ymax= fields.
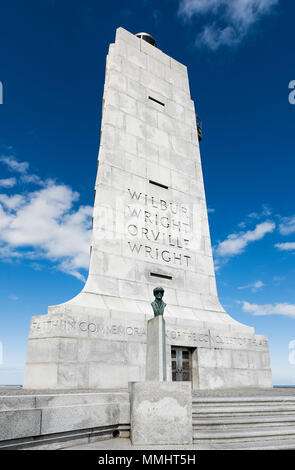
xmin=23 ymin=27 xmax=272 ymax=391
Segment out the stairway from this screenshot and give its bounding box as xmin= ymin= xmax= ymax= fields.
xmin=192 ymin=394 xmax=295 ymax=449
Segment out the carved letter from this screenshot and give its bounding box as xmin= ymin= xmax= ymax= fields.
xmin=128 ymin=189 xmax=142 ymax=200
xmin=161 ymin=250 xmax=171 ymax=262
xmin=128 ymin=206 xmax=142 ymax=217
xmin=128 ymin=241 xmax=142 ymax=253
xmin=127 ymin=224 xmax=138 ymax=236
xmin=145 ymin=246 xmax=153 ymax=258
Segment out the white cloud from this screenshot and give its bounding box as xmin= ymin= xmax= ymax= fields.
xmin=247 ymin=204 xmax=272 ymax=220
xmin=238 ymin=280 xmax=265 ymax=292
xmin=197 ymin=24 xmax=240 ymax=50
xmin=278 ymin=216 xmax=295 ymax=235
xmin=241 ymin=301 xmax=295 ymax=319
xmin=178 ymin=0 xmax=279 ymax=50
xmin=238 ymin=205 xmax=272 ymax=228
xmin=0 ymin=154 xmax=46 ymax=187
xmin=252 ymin=280 xmax=264 ymax=290
xmin=0 ymin=159 xmax=93 ymax=281
xmin=275 ymin=242 xmax=295 ymax=252
xmin=0 ymin=178 xmax=16 ymax=188
xmin=0 ymin=194 xmax=26 ymax=210
xmin=20 ymin=174 xmax=45 ymax=186
xmin=215 ymin=221 xmax=275 ymax=257
xmin=0 ymin=155 xmax=29 ymax=173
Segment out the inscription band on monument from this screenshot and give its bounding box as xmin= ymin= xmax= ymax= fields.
xmin=30 ymin=317 xmax=269 ymax=351
xmin=126 ymin=188 xmax=193 ymax=267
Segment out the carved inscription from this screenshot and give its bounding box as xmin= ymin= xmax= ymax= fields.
xmin=166 ymin=328 xmax=210 ymax=345
xmin=126 ymin=189 xmax=192 ymax=267
xmin=166 ymin=328 xmax=269 ymax=351
xmin=30 ymin=317 xmax=269 ymax=351
xmin=31 ymin=317 xmax=145 ymax=338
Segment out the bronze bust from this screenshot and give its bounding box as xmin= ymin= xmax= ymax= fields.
xmin=151 ymin=286 xmax=166 ymax=317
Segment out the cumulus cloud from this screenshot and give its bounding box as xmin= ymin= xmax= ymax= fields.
xmin=20 ymin=174 xmax=45 ymax=186
xmin=0 ymin=157 xmax=92 ymax=281
xmin=274 ymin=215 xmax=295 ymax=254
xmin=0 ymin=194 xmax=26 ymax=211
xmin=238 ymin=280 xmax=265 ymax=292
xmin=0 ymin=155 xmax=47 ymax=188
xmin=178 ymin=0 xmax=279 ymax=50
xmin=238 ymin=204 xmax=272 ymax=228
xmin=275 ymin=242 xmax=295 ymax=252
xmin=0 ymin=178 xmax=16 ymax=188
xmin=278 ymin=216 xmax=295 ymax=236
xmin=0 ymin=155 xmax=29 ymax=173
xmin=241 ymin=301 xmax=295 ymax=319
xmin=215 ymin=221 xmax=275 ymax=258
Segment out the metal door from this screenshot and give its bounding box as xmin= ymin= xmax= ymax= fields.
xmin=171 ymin=347 xmax=191 ymax=381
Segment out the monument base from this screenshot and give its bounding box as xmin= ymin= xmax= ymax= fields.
xmin=23 ymin=296 xmax=272 ymax=390
xmin=130 ymin=381 xmax=192 ymax=446
xmin=2 ymin=387 xmax=295 ymax=450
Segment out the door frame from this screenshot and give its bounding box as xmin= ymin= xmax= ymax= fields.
xmin=170 ymin=345 xmax=199 ymax=388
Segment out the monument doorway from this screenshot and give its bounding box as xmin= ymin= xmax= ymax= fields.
xmin=171 ymin=347 xmax=192 ymax=382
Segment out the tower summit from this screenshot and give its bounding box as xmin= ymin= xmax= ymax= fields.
xmin=135 ymin=32 xmax=157 ymax=47
xmin=23 ymin=27 xmax=272 ymax=390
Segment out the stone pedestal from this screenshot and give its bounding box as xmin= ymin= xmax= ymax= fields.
xmin=130 ymin=382 xmax=192 ymax=446
xmin=146 ymin=316 xmax=166 ymax=381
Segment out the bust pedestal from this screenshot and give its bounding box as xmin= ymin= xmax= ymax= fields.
xmin=145 ymin=315 xmax=167 ymax=381
xmin=130 ymin=314 xmax=192 ymax=446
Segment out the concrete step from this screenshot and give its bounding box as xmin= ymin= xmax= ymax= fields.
xmin=193 ymin=425 xmax=295 ymax=444
xmin=192 ymin=404 xmax=295 ymax=416
xmin=193 ymin=415 xmax=295 ymax=430
xmin=192 ymin=399 xmax=295 ymax=407
xmin=219 ymin=439 xmax=295 ymax=450
xmin=192 ymin=395 xmax=295 ymax=404
xmin=191 ymin=393 xmax=295 ymax=448
xmin=193 ymin=401 xmax=295 ymax=408
xmin=194 ymin=439 xmax=295 ymax=450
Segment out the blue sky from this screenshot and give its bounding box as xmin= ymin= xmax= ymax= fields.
xmin=0 ymin=0 xmax=294 ymax=385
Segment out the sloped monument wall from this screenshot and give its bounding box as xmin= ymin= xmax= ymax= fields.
xmin=23 ymin=27 xmax=272 ymax=390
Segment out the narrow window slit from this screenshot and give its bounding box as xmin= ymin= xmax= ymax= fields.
xmin=150 ymin=272 xmax=173 ymax=280
xmin=149 ymin=180 xmax=169 ymax=190
xmin=148 ymin=96 xmax=165 ymax=106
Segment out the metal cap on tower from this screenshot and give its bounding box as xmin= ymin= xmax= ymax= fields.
xmin=136 ymin=32 xmax=157 ymax=47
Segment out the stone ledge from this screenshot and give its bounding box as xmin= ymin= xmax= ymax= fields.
xmin=0 ymin=424 xmax=130 ymax=450
xmin=0 ymin=390 xmax=130 ymax=447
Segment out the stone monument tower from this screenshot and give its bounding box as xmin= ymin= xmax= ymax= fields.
xmin=23 ymin=27 xmax=272 ymax=390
